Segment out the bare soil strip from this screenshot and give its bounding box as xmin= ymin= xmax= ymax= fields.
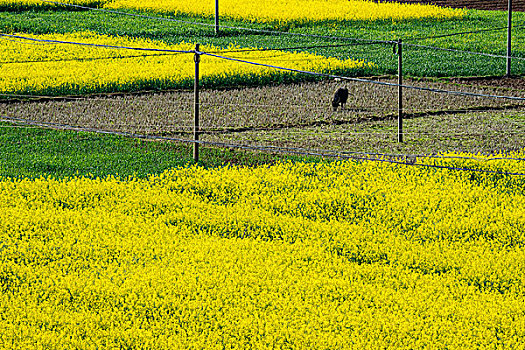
xmin=447 ymin=76 xmax=525 ymax=90
xmin=1 ymin=78 xmax=524 ymax=154
xmin=1 ymin=78 xmax=521 ymax=134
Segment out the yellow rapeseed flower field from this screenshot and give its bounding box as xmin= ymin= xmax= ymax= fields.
xmin=105 ymin=0 xmax=464 ymax=23
xmin=1 ymin=154 xmax=525 ymax=348
xmin=0 ymin=0 xmax=465 ymax=22
xmin=0 ymin=0 xmax=102 ymax=8
xmin=0 ymin=32 xmax=373 ymax=96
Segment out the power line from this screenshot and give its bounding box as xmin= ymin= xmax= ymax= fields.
xmin=39 ymin=0 xmax=396 ymax=45
xmin=3 ymin=31 xmax=525 ymax=68
xmin=201 ymin=51 xmax=525 ymax=102
xmin=0 ymin=36 xmax=47 ymax=45
xmin=405 ymin=22 xmax=525 ymax=42
xmin=0 ymin=38 xmax=383 ymax=65
xmin=2 ymin=115 xmax=524 ymax=175
xmin=0 ymin=33 xmax=194 ymax=54
xmin=39 ymin=0 xmax=525 ymax=50
xmin=404 ymin=42 xmax=525 ymax=61
xmin=0 ymin=32 xmax=384 ymax=63
xmin=31 ymin=0 xmax=525 ymax=67
xmin=4 ymin=8 xmax=525 ymax=65
xmin=2 ymin=120 xmax=523 ymax=138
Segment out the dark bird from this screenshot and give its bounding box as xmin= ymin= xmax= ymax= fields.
xmin=332 ymin=87 xmax=349 ymax=111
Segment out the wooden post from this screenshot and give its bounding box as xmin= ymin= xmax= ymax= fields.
xmin=215 ymin=0 xmax=219 ymax=35
xmin=194 ymin=43 xmax=200 ymax=162
xmin=507 ymin=0 xmax=512 ymax=76
xmin=397 ymin=38 xmax=403 ymax=143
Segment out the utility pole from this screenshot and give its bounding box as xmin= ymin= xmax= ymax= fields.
xmin=215 ymin=0 xmax=219 ymax=35
xmin=507 ymin=0 xmax=513 ymax=76
xmin=397 ymin=38 xmax=403 ymax=143
xmin=194 ymin=43 xmax=200 ymax=162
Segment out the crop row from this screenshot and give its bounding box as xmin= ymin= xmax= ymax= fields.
xmin=0 ymin=31 xmax=374 ymax=96
xmin=1 ymin=155 xmax=525 ymax=348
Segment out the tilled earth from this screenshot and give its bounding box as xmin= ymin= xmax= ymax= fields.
xmin=382 ymin=0 xmax=525 ymax=12
xmin=1 ymin=78 xmax=522 ymax=135
xmin=448 ymin=76 xmax=525 ymax=91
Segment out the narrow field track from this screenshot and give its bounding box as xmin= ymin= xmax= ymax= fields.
xmin=382 ymin=0 xmax=525 ymax=12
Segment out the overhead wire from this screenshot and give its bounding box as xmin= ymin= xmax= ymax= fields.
xmin=2 ymin=120 xmax=521 ymax=137
xmin=1 ymin=115 xmax=524 ymax=175
xmin=0 ymin=33 xmax=194 ymax=54
xmin=4 ymin=2 xmax=525 ymax=68
xmin=0 ymin=32 xmax=383 ymax=66
xmin=3 ymin=32 xmax=525 ymax=67
xmin=200 ymin=51 xmax=525 ymax=102
xmin=38 ymin=0 xmax=396 ymax=45
xmin=0 ymin=36 xmax=47 ymax=45
xmin=1 ymin=4 xmax=524 ymax=166
xmin=37 ymin=0 xmax=525 ymax=60
xmin=1 ymin=112 xmax=524 ymax=163
xmin=404 ymin=42 xmax=525 ymax=61
xmin=405 ymin=22 xmax=525 ymax=42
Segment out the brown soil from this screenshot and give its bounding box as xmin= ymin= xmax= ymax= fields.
xmin=2 ymin=78 xmax=522 ymax=136
xmin=381 ymin=0 xmax=525 ymax=12
xmin=447 ymin=76 xmax=525 ymax=91
xmin=2 ymin=78 xmax=524 ymax=154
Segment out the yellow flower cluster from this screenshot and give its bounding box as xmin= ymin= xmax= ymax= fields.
xmin=1 ymin=152 xmax=525 ymax=348
xmin=0 ymin=32 xmax=372 ymax=95
xmin=105 ymin=0 xmax=464 ymax=23
xmin=0 ymin=0 xmax=102 ymax=8
xmin=0 ymin=0 xmax=465 ymax=22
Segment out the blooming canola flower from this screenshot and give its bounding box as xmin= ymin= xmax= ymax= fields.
xmin=0 ymin=32 xmax=374 ymax=96
xmin=1 ymin=154 xmax=525 ymax=348
xmin=105 ymin=0 xmax=465 ymax=23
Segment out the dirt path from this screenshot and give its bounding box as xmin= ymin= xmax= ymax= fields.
xmin=382 ymin=0 xmax=525 ymax=12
